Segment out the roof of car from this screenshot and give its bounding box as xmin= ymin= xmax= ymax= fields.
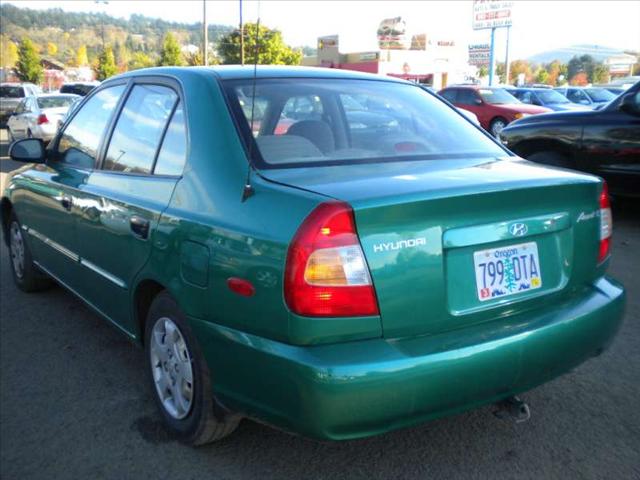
xmin=112 ymin=65 xmax=409 ymax=83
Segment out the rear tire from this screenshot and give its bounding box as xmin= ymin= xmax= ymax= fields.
xmin=527 ymin=151 xmax=573 ymax=169
xmin=144 ymin=292 xmax=241 ymax=445
xmin=7 ymin=213 xmax=52 ymax=292
xmin=490 ymin=117 xmax=508 ymax=137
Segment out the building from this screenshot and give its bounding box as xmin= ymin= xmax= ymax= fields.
xmin=302 ymin=32 xmax=475 ymax=90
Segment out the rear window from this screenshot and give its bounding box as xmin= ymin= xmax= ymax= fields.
xmin=224 ymin=79 xmax=505 ymax=168
xmin=37 ymin=96 xmax=78 ymax=109
xmin=1 ymin=86 xmax=25 ymax=98
xmin=478 ymin=88 xmax=520 ymax=105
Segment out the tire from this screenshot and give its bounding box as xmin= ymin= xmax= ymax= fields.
xmin=7 ymin=213 xmax=51 ymax=292
xmin=7 ymin=128 xmax=15 ymax=143
xmin=145 ymin=292 xmax=241 ymax=445
xmin=527 ymin=151 xmax=573 ymax=169
xmin=490 ymin=117 xmax=508 ymax=137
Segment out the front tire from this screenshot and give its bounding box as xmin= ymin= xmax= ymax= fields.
xmin=7 ymin=213 xmax=51 ymax=292
xmin=145 ymin=292 xmax=240 ymax=445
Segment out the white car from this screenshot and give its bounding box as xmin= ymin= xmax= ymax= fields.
xmin=7 ymin=93 xmax=79 ymax=143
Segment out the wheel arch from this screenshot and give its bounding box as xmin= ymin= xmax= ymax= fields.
xmin=133 ymin=278 xmax=167 ymax=346
xmin=510 ymin=138 xmax=576 ymax=163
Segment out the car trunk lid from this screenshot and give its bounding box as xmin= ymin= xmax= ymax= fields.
xmin=264 ymin=157 xmax=602 ymax=338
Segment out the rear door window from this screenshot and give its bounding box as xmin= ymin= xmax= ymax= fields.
xmin=567 ymin=89 xmax=588 ymax=103
xmin=457 ymin=89 xmax=479 ymax=105
xmin=440 ymin=89 xmax=458 ymax=103
xmin=102 ymin=84 xmax=177 ymax=174
xmin=57 ymin=84 xmax=126 ymax=169
xmin=154 ymin=102 xmax=187 ymax=176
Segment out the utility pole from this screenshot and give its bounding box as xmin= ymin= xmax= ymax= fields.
xmin=504 ymin=26 xmax=511 ymax=85
xmin=203 ymin=0 xmax=208 ymax=66
xmin=95 ymin=0 xmax=109 ymax=49
xmin=240 ymin=0 xmax=244 ymax=66
xmin=488 ymin=27 xmax=496 ymax=86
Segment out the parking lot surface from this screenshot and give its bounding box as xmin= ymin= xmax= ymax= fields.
xmin=1 ymin=129 xmax=639 ymax=480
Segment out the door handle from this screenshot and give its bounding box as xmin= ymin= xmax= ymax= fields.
xmin=60 ymin=195 xmax=73 ymax=211
xmin=130 ymin=215 xmax=150 ymax=240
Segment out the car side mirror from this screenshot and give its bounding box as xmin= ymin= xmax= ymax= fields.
xmin=619 ymin=92 xmax=640 ymax=116
xmin=9 ymin=138 xmax=46 ymax=163
xmin=474 ymin=98 xmax=483 ymax=105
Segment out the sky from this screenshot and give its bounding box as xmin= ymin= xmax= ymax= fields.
xmin=6 ymin=0 xmax=640 ymax=59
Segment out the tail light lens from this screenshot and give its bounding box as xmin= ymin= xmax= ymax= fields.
xmin=37 ymin=114 xmax=49 ymax=125
xmin=284 ymin=202 xmax=379 ymax=317
xmin=598 ymin=181 xmax=612 ymax=263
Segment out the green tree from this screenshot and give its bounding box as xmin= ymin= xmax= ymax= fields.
xmin=95 ymin=45 xmax=117 ymax=80
xmin=158 ymin=32 xmax=183 ymax=66
xmin=535 ymin=68 xmax=549 ymax=84
xmin=16 ymin=37 xmax=43 ymax=84
xmin=128 ymin=51 xmax=154 ymax=70
xmin=478 ymin=65 xmax=488 ymax=78
xmin=185 ymin=50 xmax=203 ymax=66
xmin=591 ymin=64 xmax=609 ymax=84
xmin=46 ymin=42 xmax=58 ymax=56
xmin=218 ymin=23 xmax=302 ymax=65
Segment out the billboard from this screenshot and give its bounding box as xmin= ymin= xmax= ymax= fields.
xmin=377 ymin=17 xmax=411 ymax=50
xmin=468 ymin=43 xmax=491 ymax=66
xmin=472 ymin=1 xmax=514 ymax=30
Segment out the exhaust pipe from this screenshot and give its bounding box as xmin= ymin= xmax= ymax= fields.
xmin=493 ymin=395 xmax=531 ymax=423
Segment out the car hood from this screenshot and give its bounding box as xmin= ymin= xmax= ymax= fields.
xmin=503 ymin=108 xmax=599 ymax=128
xmin=493 ymin=103 xmax=551 ymax=115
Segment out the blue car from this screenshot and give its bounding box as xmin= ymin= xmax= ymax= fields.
xmin=553 ymin=87 xmax=617 ymax=109
xmin=511 ymin=88 xmax=591 ymax=112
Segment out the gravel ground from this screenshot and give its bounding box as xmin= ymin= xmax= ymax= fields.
xmin=1 ymin=129 xmax=639 ymax=480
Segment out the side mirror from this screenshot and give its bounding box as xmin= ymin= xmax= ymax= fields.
xmin=474 ymin=98 xmax=483 ymax=105
xmin=619 ymin=92 xmax=640 ymax=116
xmin=9 ymin=138 xmax=46 ymax=163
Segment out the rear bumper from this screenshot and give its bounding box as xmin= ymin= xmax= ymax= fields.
xmin=191 ymin=276 xmax=625 ymax=440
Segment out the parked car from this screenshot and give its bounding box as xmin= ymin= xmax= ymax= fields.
xmin=6 ymin=94 xmax=80 ymax=143
xmin=1 ymin=67 xmax=625 ymax=445
xmin=419 ymin=85 xmax=481 ymax=125
xmin=511 ymin=88 xmax=592 ymax=112
xmin=501 ymin=81 xmax=640 ymax=197
xmin=439 ymin=85 xmax=551 ymax=136
xmin=59 ymin=81 xmax=100 ymax=97
xmin=554 ymin=86 xmax=617 ymax=108
xmin=594 ymin=85 xmax=627 ymax=96
xmin=0 ymin=82 xmax=41 ymax=125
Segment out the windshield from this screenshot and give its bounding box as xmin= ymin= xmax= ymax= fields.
xmin=37 ymin=96 xmax=78 ymax=109
xmin=585 ymin=88 xmax=616 ymax=102
xmin=224 ymin=78 xmax=505 ymax=168
xmin=0 ymin=86 xmax=25 ymax=98
xmin=536 ymin=89 xmax=570 ymax=104
xmin=478 ymin=88 xmax=520 ymax=105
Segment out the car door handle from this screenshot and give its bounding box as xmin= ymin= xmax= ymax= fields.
xmin=60 ymin=195 xmax=73 ymax=211
xmin=130 ymin=215 xmax=150 ymax=240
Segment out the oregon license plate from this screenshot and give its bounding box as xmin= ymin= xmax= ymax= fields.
xmin=473 ymin=242 xmax=542 ymax=301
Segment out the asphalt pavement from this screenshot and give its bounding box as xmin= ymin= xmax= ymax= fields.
xmin=1 ymin=128 xmax=639 ymax=480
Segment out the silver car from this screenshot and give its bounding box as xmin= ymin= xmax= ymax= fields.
xmin=7 ymin=93 xmax=79 ymax=143
xmin=0 ymin=83 xmax=41 ymax=125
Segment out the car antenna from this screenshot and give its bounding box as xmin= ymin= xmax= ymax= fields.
xmin=242 ymin=4 xmax=260 ymax=202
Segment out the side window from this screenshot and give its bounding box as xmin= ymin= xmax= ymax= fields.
xmin=440 ymin=89 xmax=458 ymax=103
xmin=103 ymin=84 xmax=177 ymax=174
xmin=57 ymin=85 xmax=126 ymax=169
xmin=154 ymin=102 xmax=187 ymax=176
xmin=567 ymin=89 xmax=587 ymax=103
xmin=458 ymin=89 xmax=479 ymax=105
xmin=15 ymin=99 xmax=26 ymax=114
xmin=518 ymin=91 xmax=533 ymax=104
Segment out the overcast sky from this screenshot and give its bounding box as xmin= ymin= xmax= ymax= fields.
xmin=6 ymin=0 xmax=640 ymax=59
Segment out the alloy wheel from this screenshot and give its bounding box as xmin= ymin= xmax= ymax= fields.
xmin=149 ymin=316 xmax=194 ymax=420
xmin=9 ymin=221 xmax=25 ymax=279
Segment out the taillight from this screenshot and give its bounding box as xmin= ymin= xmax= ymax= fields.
xmin=284 ymin=202 xmax=379 ymax=317
xmin=598 ymin=181 xmax=612 ymax=263
xmin=37 ymin=114 xmax=49 ymax=125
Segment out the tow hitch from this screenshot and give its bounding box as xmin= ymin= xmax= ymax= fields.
xmin=493 ymin=396 xmax=531 ymax=423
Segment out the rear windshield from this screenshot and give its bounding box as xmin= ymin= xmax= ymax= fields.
xmin=478 ymin=88 xmax=520 ymax=105
xmin=37 ymin=96 xmax=77 ymax=109
xmin=536 ymin=89 xmax=570 ymax=104
xmin=585 ymin=88 xmax=616 ymax=102
xmin=0 ymin=86 xmax=25 ymax=98
xmin=224 ymin=78 xmax=505 ymax=168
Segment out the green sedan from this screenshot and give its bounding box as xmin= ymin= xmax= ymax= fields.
xmin=1 ymin=66 xmax=625 ymax=445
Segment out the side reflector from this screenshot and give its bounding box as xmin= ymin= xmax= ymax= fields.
xmin=227 ymin=277 xmax=255 ymax=297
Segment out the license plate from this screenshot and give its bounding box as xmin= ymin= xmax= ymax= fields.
xmin=473 ymin=242 xmax=542 ymax=301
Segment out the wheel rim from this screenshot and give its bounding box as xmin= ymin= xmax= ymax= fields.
xmin=9 ymin=221 xmax=25 ymax=280
xmin=149 ymin=317 xmax=194 ymax=420
xmin=491 ymin=120 xmax=506 ymax=136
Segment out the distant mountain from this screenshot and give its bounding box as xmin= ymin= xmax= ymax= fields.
xmin=527 ymin=45 xmax=629 ymax=64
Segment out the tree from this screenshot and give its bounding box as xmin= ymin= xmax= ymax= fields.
xmin=76 ymin=45 xmax=88 ymax=66
xmin=95 ymin=45 xmax=117 ymax=80
xmin=158 ymin=32 xmax=183 ymax=66
xmin=128 ymin=51 xmax=154 ymax=70
xmin=478 ymin=65 xmax=488 ymax=78
xmin=591 ymin=64 xmax=609 ymax=84
xmin=16 ymin=37 xmax=43 ymax=84
xmin=218 ymin=23 xmax=302 ymax=65
xmin=185 ymin=50 xmax=203 ymax=66
xmin=569 ymin=71 xmax=588 ymax=86
xmin=545 ymin=60 xmax=566 ymax=86
xmin=568 ymin=55 xmax=595 ymax=83
xmin=0 ymin=35 xmax=19 ymax=68
xmin=509 ymin=59 xmax=532 ymax=85
xmin=114 ymin=40 xmax=130 ymax=72
xmin=535 ymin=68 xmax=549 ymax=84
xmin=46 ymin=42 xmax=58 ymax=56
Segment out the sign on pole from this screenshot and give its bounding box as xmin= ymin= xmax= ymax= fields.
xmin=472 ymin=0 xmax=514 ymax=30
xmin=468 ymin=43 xmax=491 ymax=66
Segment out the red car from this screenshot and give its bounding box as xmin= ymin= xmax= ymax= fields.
xmin=439 ymin=85 xmax=551 ymax=136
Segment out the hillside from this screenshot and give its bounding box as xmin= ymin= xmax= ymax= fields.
xmin=527 ymin=44 xmax=636 ymax=64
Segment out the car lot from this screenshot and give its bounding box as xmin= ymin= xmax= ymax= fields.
xmin=0 ymin=128 xmax=638 ymax=479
